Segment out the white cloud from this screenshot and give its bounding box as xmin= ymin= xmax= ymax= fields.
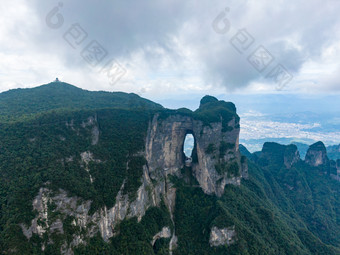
xmin=0 ymin=0 xmax=340 ymax=96
xmin=240 ymin=118 xmax=340 ymax=145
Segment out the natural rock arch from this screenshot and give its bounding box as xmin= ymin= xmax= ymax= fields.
xmin=145 ymin=108 xmax=248 ymax=197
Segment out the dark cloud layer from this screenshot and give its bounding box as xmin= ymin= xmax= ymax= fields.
xmin=2 ymin=0 xmax=340 ymax=93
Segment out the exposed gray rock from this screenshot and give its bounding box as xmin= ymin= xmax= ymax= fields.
xmin=20 ymin=164 xmax=174 ymax=247
xmin=20 ymin=187 xmax=51 ymax=238
xmin=258 ymin=143 xmax=300 ymax=169
xmin=241 ymin=156 xmax=249 ymax=179
xmin=21 ymin=101 xmax=245 ymax=254
xmin=80 ymin=151 xmax=102 ymax=183
xmin=65 ymin=119 xmax=76 ymax=131
xmin=50 ymin=219 xmax=64 ymax=234
xmin=127 ymin=166 xmax=155 ymax=221
xmin=29 ymin=137 xmax=36 ymax=142
xmin=80 ymin=151 xmax=101 ymax=165
xmin=151 ymin=226 xmax=171 ymax=246
xmin=209 ymin=226 xmax=236 ymax=247
xmin=305 ymin=141 xmax=329 ymax=167
xmin=91 ymin=125 xmax=99 ymax=145
xmin=67 ymin=115 xmax=99 ymax=142
xmin=146 ymin=113 xmax=246 ymax=197
xmin=169 ymin=231 xmax=178 ymax=255
xmin=81 ymin=116 xmax=100 ymax=145
xmin=81 ymin=116 xmax=96 ymax=128
xmin=284 ymin=144 xmax=301 ymax=169
xmin=330 ymin=160 xmax=340 ymax=181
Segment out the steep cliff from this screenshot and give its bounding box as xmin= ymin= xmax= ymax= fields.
xmin=13 ymin=94 xmax=247 ymax=254
xmin=2 ymin=84 xmax=339 ymax=255
xmin=255 ymin=142 xmax=300 ymax=169
xmin=146 ymin=96 xmax=247 ymax=196
xmin=305 ymin=141 xmax=329 ymax=167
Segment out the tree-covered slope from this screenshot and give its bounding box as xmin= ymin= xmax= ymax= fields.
xmin=0 ymin=82 xmax=162 ymax=122
xmin=0 ymin=84 xmax=339 ymax=254
xmin=171 ymin=153 xmax=340 ymax=254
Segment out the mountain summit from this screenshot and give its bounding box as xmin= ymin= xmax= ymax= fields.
xmin=0 ymin=82 xmax=161 ymax=121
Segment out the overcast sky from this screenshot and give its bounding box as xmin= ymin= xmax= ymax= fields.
xmin=1 ymin=0 xmax=340 ymax=99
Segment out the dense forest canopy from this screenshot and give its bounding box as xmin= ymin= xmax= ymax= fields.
xmin=0 ymin=83 xmax=339 ymax=254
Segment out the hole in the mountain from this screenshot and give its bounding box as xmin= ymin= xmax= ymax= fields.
xmin=183 ymin=133 xmax=194 ymax=166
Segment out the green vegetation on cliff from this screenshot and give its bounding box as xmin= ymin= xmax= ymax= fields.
xmin=0 ymin=84 xmax=339 ymax=254
xmin=157 ymin=95 xmax=239 ymax=132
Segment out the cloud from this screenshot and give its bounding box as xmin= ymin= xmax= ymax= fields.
xmin=1 ymin=0 xmax=340 ymax=95
xmin=240 ymin=118 xmax=340 ymax=148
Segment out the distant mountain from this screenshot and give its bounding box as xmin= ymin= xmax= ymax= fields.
xmin=327 ymin=144 xmax=340 ymax=160
xmin=292 ymin=142 xmax=310 ymax=159
xmin=240 ymin=138 xmax=315 ymax=153
xmin=242 ymin=140 xmax=340 ymax=161
xmin=239 ymin=144 xmax=254 ymax=161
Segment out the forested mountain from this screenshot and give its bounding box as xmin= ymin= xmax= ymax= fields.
xmin=0 ymin=82 xmax=162 ymax=122
xmin=0 ymin=83 xmax=339 ymax=254
xmin=327 ymin=144 xmax=340 ymax=161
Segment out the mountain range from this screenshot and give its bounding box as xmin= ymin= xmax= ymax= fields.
xmin=0 ymin=82 xmax=339 ymax=255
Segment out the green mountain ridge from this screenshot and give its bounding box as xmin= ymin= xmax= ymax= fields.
xmin=0 ymin=82 xmax=162 ymax=122
xmin=0 ymin=83 xmax=339 ymax=254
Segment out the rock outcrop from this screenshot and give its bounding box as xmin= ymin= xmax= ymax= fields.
xmin=81 ymin=115 xmax=100 ymax=145
xmin=209 ymin=226 xmax=236 ymax=247
xmin=284 ymin=144 xmax=301 ymax=169
xmin=146 ymin=96 xmax=247 ymax=197
xmin=256 ymin=142 xmax=300 ymax=169
xmin=330 ymin=159 xmax=340 ymax=181
xmin=20 ymin=175 xmax=164 ymax=254
xmin=151 ymin=227 xmax=171 ymax=246
xmin=20 ymin=96 xmax=246 ymax=254
xmin=305 ymin=141 xmax=329 ymax=167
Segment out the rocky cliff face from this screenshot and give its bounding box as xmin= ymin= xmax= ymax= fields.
xmin=332 ymin=159 xmax=340 ymax=182
xmin=256 ymin=142 xmax=300 ymax=169
xmin=20 ymin=172 xmax=175 ymax=254
xmin=284 ymin=144 xmax=301 ymax=169
xmin=209 ymin=226 xmax=236 ymax=247
xmin=19 ymin=96 xmax=246 ymax=254
xmin=329 ymin=159 xmax=340 ymax=181
xmin=146 ymin=97 xmax=247 ymax=196
xmin=305 ymin=141 xmax=329 ymax=167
